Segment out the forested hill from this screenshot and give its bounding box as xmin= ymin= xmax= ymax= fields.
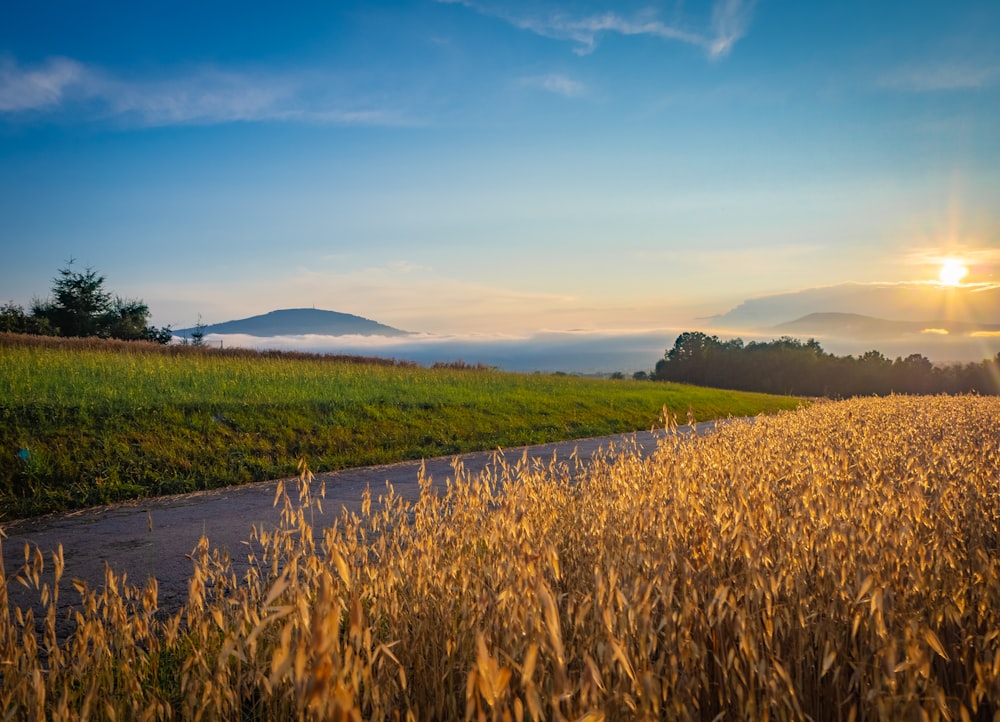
xmin=174 ymin=308 xmax=410 ymax=338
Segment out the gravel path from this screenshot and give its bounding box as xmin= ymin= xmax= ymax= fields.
xmin=1 ymin=422 xmax=723 ymax=631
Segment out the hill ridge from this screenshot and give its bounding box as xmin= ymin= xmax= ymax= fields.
xmin=174 ymin=308 xmax=410 ymax=338
xmin=772 ymin=311 xmax=1000 ymax=338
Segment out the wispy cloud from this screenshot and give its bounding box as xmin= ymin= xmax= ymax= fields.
xmin=520 ymin=73 xmax=586 ymax=97
xmin=0 ymin=56 xmax=87 ymax=111
xmin=0 ymin=56 xmax=407 ymax=126
xmin=708 ymin=0 xmax=756 ymax=58
xmin=438 ymin=0 xmax=755 ymax=59
xmin=879 ymin=62 xmax=1000 ymax=92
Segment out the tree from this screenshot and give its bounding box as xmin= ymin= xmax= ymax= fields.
xmin=651 ymin=329 xmax=1000 ymax=397
xmin=106 ymin=297 xmax=174 ymax=343
xmin=0 ymin=301 xmax=55 ymax=335
xmin=32 ymin=262 xmax=112 ymax=337
xmin=891 ymin=353 xmax=935 ymax=394
xmin=654 ymin=332 xmax=731 ymax=385
xmin=190 ymin=315 xmax=206 ymax=347
xmin=29 ymin=261 xmax=172 ymax=343
xmin=145 ymin=324 xmax=175 ymax=345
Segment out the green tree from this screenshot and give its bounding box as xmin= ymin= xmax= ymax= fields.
xmin=0 ymin=301 xmax=55 ymax=335
xmin=106 ymin=297 xmax=154 ymax=340
xmin=30 ymin=261 xmax=172 ymax=343
xmin=190 ymin=315 xmax=206 ymax=347
xmin=32 ymin=262 xmax=112 ymax=337
xmin=655 ymin=332 xmax=730 ymax=385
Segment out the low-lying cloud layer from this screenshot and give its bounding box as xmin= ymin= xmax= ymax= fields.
xmin=194 ymin=330 xmax=675 ymax=375
xmin=192 ymin=325 xmax=1000 ymax=375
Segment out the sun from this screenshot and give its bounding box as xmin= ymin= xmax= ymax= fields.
xmin=938 ymin=258 xmax=969 ymax=286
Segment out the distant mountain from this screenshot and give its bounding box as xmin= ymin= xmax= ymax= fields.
xmin=771 ymin=312 xmax=1000 ymax=339
xmin=714 ymin=282 xmax=1000 ymax=330
xmin=773 ymin=313 xmax=919 ymax=338
xmin=174 ymin=308 xmax=410 ymax=338
xmin=774 ymin=313 xmax=928 ymax=338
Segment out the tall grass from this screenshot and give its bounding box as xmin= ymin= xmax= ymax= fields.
xmin=2 ymin=395 xmax=998 ymax=719
xmin=0 ymin=334 xmax=800 ymax=518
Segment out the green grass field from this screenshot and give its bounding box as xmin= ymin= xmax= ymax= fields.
xmin=0 ymin=334 xmax=803 ymax=519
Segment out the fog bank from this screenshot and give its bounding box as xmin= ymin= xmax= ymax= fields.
xmin=193 ymin=328 xmax=1000 ymax=375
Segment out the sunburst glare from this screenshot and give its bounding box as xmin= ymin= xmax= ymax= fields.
xmin=938 ymin=258 xmax=969 ymax=286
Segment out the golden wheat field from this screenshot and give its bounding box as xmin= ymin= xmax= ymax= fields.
xmin=2 ymin=395 xmax=999 ymax=720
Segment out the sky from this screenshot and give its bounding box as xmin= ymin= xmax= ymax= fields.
xmin=2 ymin=0 xmax=999 ymax=343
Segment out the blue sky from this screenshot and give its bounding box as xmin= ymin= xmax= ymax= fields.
xmin=2 ymin=0 xmax=999 ymax=336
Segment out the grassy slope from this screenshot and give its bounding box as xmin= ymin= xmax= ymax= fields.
xmin=0 ymin=336 xmax=802 ymax=519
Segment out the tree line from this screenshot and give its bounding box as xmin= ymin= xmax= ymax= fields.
xmin=653 ymin=331 xmax=1000 ymax=397
xmin=1 ymin=262 xmax=173 ymax=343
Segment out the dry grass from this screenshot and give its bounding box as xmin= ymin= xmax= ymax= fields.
xmin=2 ymin=395 xmax=999 ymax=719
xmin=0 ymin=331 xmax=416 ymax=366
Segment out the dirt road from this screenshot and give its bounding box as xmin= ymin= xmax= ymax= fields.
xmin=1 ymin=422 xmax=721 ymax=630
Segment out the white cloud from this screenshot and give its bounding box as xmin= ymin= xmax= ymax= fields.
xmin=437 ymin=0 xmax=754 ymax=58
xmin=0 ymin=57 xmax=407 ymax=127
xmin=879 ymin=62 xmax=1000 ymax=92
xmin=186 ymin=328 xmax=685 ymax=373
xmin=708 ymin=0 xmax=756 ymax=59
xmin=0 ymin=56 xmax=87 ymax=111
xmin=184 ymin=319 xmax=1000 ymax=372
xmin=102 ymin=70 xmax=296 ymax=125
xmin=520 ymin=73 xmax=586 ymax=97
